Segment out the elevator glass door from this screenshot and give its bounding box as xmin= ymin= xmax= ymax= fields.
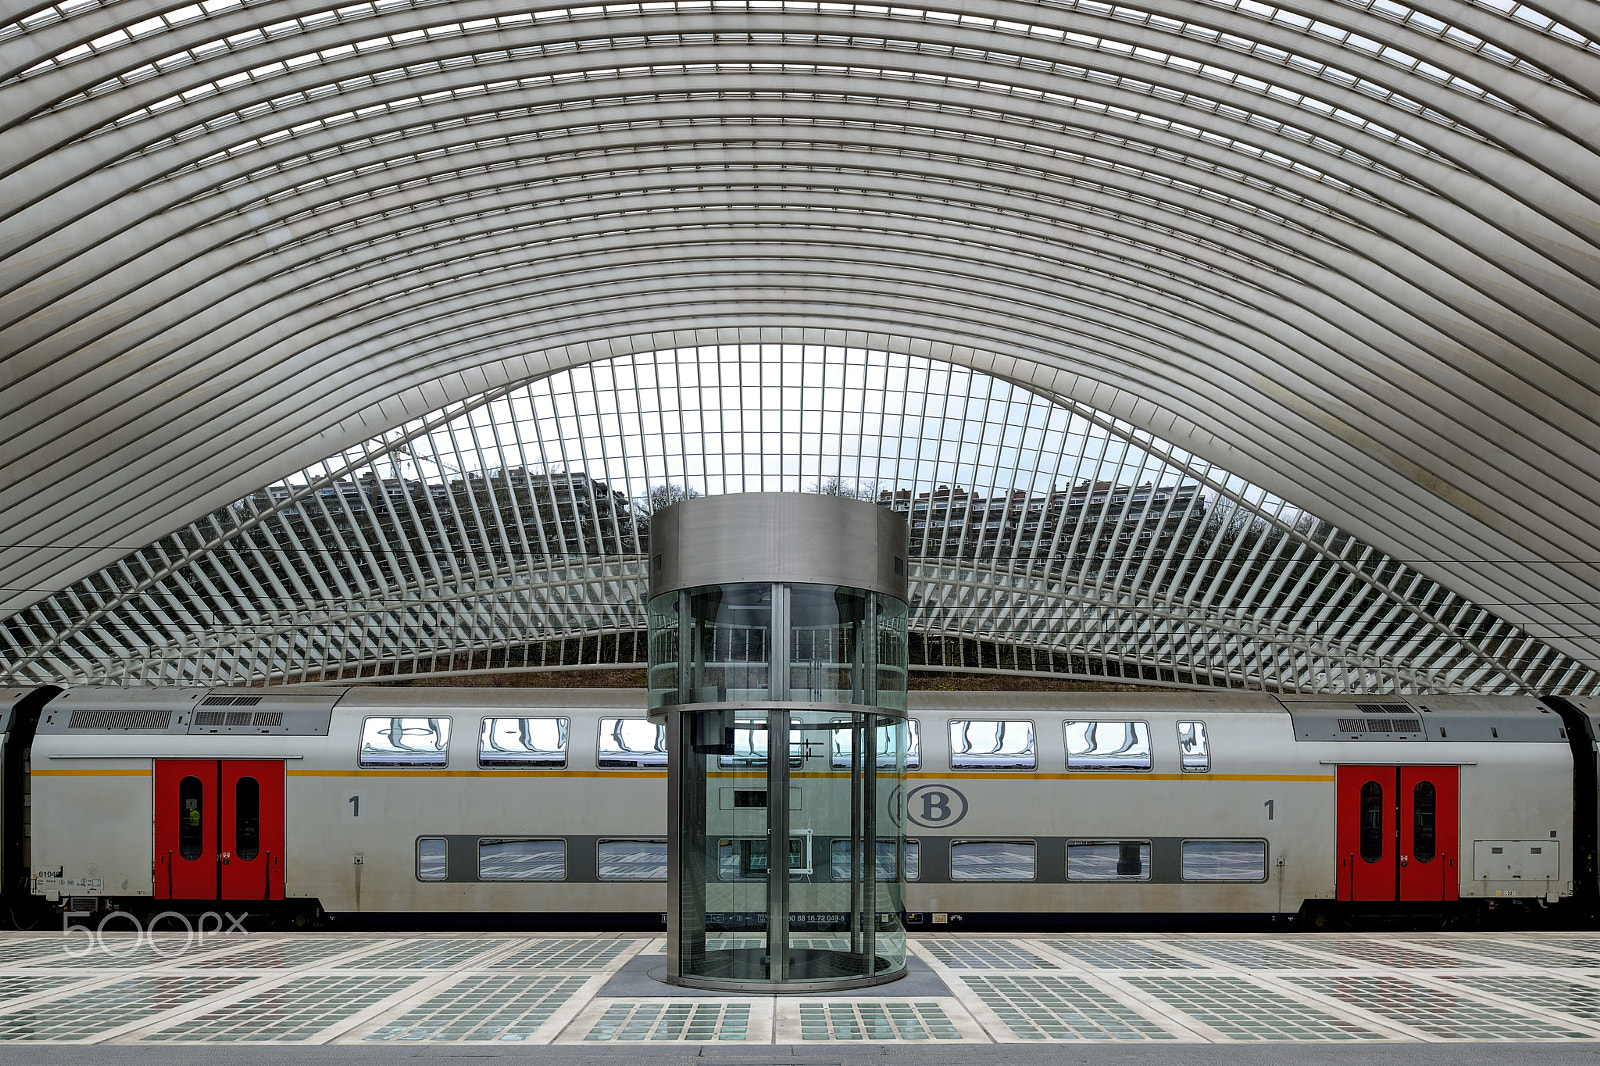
xmin=675 ymin=707 xmax=905 ymax=989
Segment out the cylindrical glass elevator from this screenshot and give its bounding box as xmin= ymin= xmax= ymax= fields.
xmin=647 ymin=493 xmax=909 ymax=991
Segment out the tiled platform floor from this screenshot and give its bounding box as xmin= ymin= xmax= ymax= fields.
xmin=6 ymin=930 xmax=1600 ymax=1044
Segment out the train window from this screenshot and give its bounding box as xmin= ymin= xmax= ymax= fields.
xmin=598 ymin=718 xmax=668 ymax=768
xmin=479 ymin=717 xmax=567 ymax=768
xmin=478 ymin=838 xmax=565 ymax=880
xmin=1360 ymin=780 xmax=1384 ymax=863
xmin=417 ymin=838 xmax=447 ymax=881
xmin=905 ymin=839 xmax=920 ymax=881
xmin=1067 ymin=840 xmax=1151 ymax=881
xmin=829 ymin=718 xmax=920 ymax=770
xmin=360 ymin=716 xmax=451 ymax=767
xmin=1413 ymin=781 xmax=1437 ymax=864
xmin=1181 ymin=839 xmax=1267 ymax=882
xmin=178 ymin=775 xmax=204 ymax=861
xmin=235 ymin=777 xmax=260 ymax=862
xmin=1064 ymin=721 xmax=1151 ymax=771
xmin=718 ymin=715 xmax=800 ymax=769
xmin=1178 ymin=721 xmax=1209 ymax=773
xmin=597 ymin=839 xmax=668 ymax=881
xmin=949 ymin=720 xmax=1035 ymax=771
xmin=718 ymin=836 xmax=812 ymax=880
xmin=829 ymin=839 xmax=899 ymax=881
xmin=950 ymin=840 xmax=1036 ymax=881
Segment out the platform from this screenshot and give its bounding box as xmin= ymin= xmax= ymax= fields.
xmin=5 ymin=928 xmax=1600 ymax=1052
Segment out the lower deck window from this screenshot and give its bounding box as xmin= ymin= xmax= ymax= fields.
xmin=597 ymin=839 xmax=668 ymax=881
xmin=417 ymin=837 xmax=447 ymax=881
xmin=829 ymin=839 xmax=900 ymax=881
xmin=950 ymin=840 xmax=1035 ymax=881
xmin=479 ymin=838 xmax=565 ymax=880
xmin=1182 ymin=839 xmax=1267 ymax=882
xmin=1068 ymin=840 xmax=1151 ymax=881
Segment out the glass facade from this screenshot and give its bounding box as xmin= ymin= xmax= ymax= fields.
xmin=650 ymin=579 xmax=909 ymax=990
xmin=649 ymin=583 xmax=907 ymax=712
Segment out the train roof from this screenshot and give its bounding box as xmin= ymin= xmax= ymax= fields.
xmin=902 ymin=690 xmax=1285 ymax=714
xmin=328 ymin=687 xmax=649 ymax=712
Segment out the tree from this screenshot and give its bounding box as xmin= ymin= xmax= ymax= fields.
xmin=637 ymin=483 xmax=702 ymax=517
xmin=808 ymin=476 xmax=881 ymax=500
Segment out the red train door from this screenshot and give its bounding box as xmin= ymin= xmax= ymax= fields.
xmin=1398 ymin=765 xmax=1458 ymax=902
xmin=1336 ymin=766 xmax=1396 ymax=901
xmin=221 ymin=761 xmax=285 ymax=901
xmin=1337 ymin=765 xmax=1459 ymax=902
xmin=154 ymin=760 xmax=218 ymax=900
xmin=154 ymin=760 xmax=285 ymax=901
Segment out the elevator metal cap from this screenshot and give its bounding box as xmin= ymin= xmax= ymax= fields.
xmin=647 ymin=492 xmax=908 ymax=601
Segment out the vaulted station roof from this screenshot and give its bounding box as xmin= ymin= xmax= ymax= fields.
xmin=3 ymin=0 xmax=1599 ymax=687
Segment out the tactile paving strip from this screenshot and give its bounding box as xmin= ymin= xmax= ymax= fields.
xmin=1299 ymin=939 xmax=1490 ymax=969
xmin=1290 ymin=974 xmax=1594 ymax=1040
xmin=141 ymin=973 xmax=417 ymax=1042
xmin=1171 ymin=939 xmax=1341 ymax=970
xmin=0 ymin=939 xmax=94 ymax=965
xmin=1125 ymin=973 xmax=1385 ymax=1041
xmin=1443 ymin=974 xmax=1600 ymax=1023
xmin=1408 ymin=939 xmax=1593 ymax=968
xmin=960 ymin=974 xmax=1175 ymax=1040
xmin=0 ymin=973 xmax=93 ymax=1005
xmin=0 ymin=975 xmax=254 ymax=1041
xmin=922 ymin=939 xmax=1059 ymax=970
xmin=797 ymin=1002 xmax=961 ymax=1041
xmin=583 ymin=1001 xmax=751 ymax=1042
xmin=37 ymin=937 xmax=240 ymax=969
xmin=491 ymin=939 xmax=634 ymax=970
xmin=1044 ymin=939 xmax=1204 ymax=970
xmin=340 ymin=938 xmax=509 ymax=969
xmin=180 ymin=937 xmax=383 ymax=969
xmin=1532 ymin=938 xmax=1600 ymax=960
xmin=364 ymin=974 xmax=590 ymax=1041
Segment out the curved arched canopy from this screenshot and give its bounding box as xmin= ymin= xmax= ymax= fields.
xmin=2 ymin=0 xmax=1598 ymax=682
xmin=3 ymin=345 xmax=1592 ymax=694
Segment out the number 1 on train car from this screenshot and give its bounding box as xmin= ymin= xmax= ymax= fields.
xmin=154 ymin=760 xmax=285 ymax=901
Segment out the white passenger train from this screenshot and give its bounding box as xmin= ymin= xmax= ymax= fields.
xmin=4 ymin=685 xmax=1597 ymax=927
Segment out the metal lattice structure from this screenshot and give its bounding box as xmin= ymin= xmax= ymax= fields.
xmin=3 ymin=347 xmax=1592 ymax=693
xmin=3 ymin=0 xmax=1600 ymax=688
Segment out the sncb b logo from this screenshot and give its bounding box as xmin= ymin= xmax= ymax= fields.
xmin=904 ymin=784 xmax=968 ymax=828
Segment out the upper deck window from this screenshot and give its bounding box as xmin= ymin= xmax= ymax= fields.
xmin=830 ymin=718 xmax=920 ymax=770
xmin=479 ymin=717 xmax=567 ymax=768
xmin=950 ymin=720 xmax=1035 ymax=770
xmin=598 ymin=718 xmax=667 ymax=768
xmin=1064 ymin=721 xmax=1150 ymax=771
xmin=1178 ymin=721 xmax=1209 ymax=773
xmin=360 ymin=716 xmax=450 ymax=767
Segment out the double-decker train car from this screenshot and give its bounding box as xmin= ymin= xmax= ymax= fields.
xmin=3 ymin=685 xmax=1597 ymax=928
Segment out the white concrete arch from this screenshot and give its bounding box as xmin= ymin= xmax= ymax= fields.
xmin=1 ymin=0 xmax=1598 ymax=683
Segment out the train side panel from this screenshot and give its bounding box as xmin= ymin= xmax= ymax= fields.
xmin=298 ymin=687 xmax=668 ymax=918
xmin=1283 ymin=695 xmax=1575 ymax=905
xmin=17 ymin=685 xmax=1590 ymax=925
xmin=896 ymin=691 xmax=1326 ymax=919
